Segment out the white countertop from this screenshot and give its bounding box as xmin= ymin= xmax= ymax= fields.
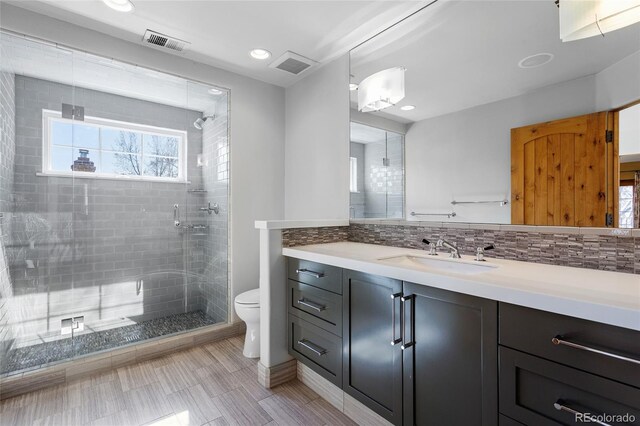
xmin=255 ymin=219 xmax=349 ymax=230
xmin=282 ymin=242 xmax=640 ymax=331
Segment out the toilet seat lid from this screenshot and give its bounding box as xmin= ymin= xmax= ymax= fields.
xmin=235 ymin=288 xmax=260 ymax=305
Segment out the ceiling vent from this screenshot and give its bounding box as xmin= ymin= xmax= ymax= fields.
xmin=142 ymin=30 xmax=190 ymax=53
xmin=269 ymin=51 xmax=317 ymax=75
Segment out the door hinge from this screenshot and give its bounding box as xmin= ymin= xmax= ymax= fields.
xmin=61 ymin=103 xmax=85 ymax=121
xmin=605 ymin=130 xmax=613 ymax=143
xmin=605 ymin=213 xmax=614 ymax=227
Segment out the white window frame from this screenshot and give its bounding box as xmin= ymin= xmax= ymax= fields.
xmin=41 ymin=109 xmax=188 ymax=183
xmin=350 ymin=156 xmax=358 ymax=193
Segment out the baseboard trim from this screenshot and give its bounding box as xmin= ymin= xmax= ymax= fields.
xmin=257 ymin=358 xmax=297 ymax=388
xmin=297 ymin=361 xmax=393 ymax=426
xmin=0 ymin=321 xmax=244 ymax=400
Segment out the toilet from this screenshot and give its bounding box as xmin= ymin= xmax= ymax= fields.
xmin=234 ymin=288 xmax=260 ymax=358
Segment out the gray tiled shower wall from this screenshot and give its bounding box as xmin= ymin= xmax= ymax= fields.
xmin=0 ymin=71 xmax=16 ymax=359
xmin=0 ymin=75 xmax=228 ymax=356
xmin=282 ymin=223 xmax=640 ymax=274
xmin=350 ymin=133 xmax=404 ymax=219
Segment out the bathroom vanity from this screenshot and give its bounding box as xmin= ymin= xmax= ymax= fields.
xmin=284 ymin=242 xmax=640 ymax=426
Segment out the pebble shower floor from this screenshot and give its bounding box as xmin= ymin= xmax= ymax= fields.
xmin=1 ymin=311 xmax=218 ymax=375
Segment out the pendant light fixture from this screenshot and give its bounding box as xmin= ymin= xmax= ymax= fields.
xmin=358 ymin=67 xmax=406 ymax=112
xmin=559 ymin=0 xmax=640 ymax=42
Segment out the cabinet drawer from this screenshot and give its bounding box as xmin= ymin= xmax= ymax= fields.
xmin=499 ymin=347 xmax=640 ymax=426
xmin=288 ymin=280 xmax=342 ymax=336
xmin=500 ymin=303 xmax=640 ymax=388
xmin=287 ymin=258 xmax=342 ymax=294
xmin=288 ymin=314 xmax=342 ymax=386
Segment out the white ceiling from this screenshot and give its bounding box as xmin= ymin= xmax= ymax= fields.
xmin=351 ymin=0 xmax=640 ymax=123
xmin=5 ymin=0 xmax=428 ymax=87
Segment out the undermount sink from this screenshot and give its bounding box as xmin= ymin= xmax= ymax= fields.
xmin=377 ymin=254 xmax=497 ymax=275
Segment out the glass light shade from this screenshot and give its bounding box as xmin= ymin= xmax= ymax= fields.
xmin=358 ymin=67 xmax=405 ymax=112
xmin=560 ymin=0 xmax=640 ymax=42
xmin=102 ymin=0 xmax=135 ymax=12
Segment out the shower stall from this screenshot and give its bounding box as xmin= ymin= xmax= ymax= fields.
xmin=0 ymin=32 xmax=230 ymax=375
xmin=350 ymin=122 xmax=405 ymax=219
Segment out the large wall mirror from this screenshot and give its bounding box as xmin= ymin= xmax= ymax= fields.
xmin=349 ymin=1 xmax=640 ymax=228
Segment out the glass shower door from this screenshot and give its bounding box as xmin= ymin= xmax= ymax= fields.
xmin=0 ymin=32 xmax=80 ymax=373
xmin=65 ymin=55 xmax=194 ymax=355
xmin=0 ymin=34 xmax=230 ymax=376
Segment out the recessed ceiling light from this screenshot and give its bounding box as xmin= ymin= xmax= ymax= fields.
xmin=208 ymin=88 xmax=223 ymax=95
xmin=101 ymin=0 xmax=135 ymax=13
xmin=400 ymin=105 xmax=415 ymax=111
xmin=349 ymin=83 xmax=359 ymax=91
xmin=518 ymin=53 xmax=554 ymax=69
xmin=250 ymin=49 xmax=271 ymax=60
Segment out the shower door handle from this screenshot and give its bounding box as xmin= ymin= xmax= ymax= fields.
xmin=174 ymin=204 xmax=181 ymax=227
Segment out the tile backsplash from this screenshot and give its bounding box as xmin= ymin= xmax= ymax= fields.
xmin=282 ymin=222 xmax=640 ymax=275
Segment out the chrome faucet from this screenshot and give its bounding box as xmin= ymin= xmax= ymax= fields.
xmin=421 ymin=239 xmax=438 ymax=255
xmin=199 ymin=202 xmax=220 ymax=215
xmin=475 ymin=244 xmax=495 ymax=262
xmin=437 ymin=238 xmax=461 ymax=258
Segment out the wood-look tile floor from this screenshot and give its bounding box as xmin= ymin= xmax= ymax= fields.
xmin=0 ymin=335 xmax=357 ymax=426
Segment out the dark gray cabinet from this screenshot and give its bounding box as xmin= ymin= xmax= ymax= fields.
xmin=287 ymin=258 xmax=343 ymax=386
xmin=343 ymin=270 xmax=403 ymax=425
xmin=289 ymin=314 xmax=342 ymax=385
xmin=341 ymin=272 xmax=498 ymax=426
xmin=402 ymin=282 xmax=498 ymax=426
xmin=499 ymin=303 xmax=640 ymax=425
xmin=286 ymin=257 xmax=639 ymax=426
xmin=500 ymin=303 xmax=640 ymax=388
xmin=499 ymin=347 xmax=640 ymax=425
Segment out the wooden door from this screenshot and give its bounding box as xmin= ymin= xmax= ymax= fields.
xmin=511 ymin=112 xmax=617 ymax=227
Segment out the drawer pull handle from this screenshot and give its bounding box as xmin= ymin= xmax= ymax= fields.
xmin=297 ymin=339 xmax=327 ymax=356
xmin=552 ymin=336 xmax=640 ymax=365
xmin=295 ymin=268 xmax=325 ymax=279
xmin=391 ymin=292 xmax=403 ymax=345
xmin=297 ymin=298 xmax=326 ymax=312
xmin=553 ymin=400 xmax=612 ymax=426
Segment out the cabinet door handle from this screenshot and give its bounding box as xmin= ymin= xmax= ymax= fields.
xmin=295 ymin=268 xmax=325 ymax=279
xmin=297 ymin=298 xmax=326 ymax=312
xmin=551 ymin=336 xmax=640 ymax=365
xmin=390 ymin=292 xmax=403 ymax=345
xmin=401 ymin=294 xmax=415 ymax=350
xmin=553 ymin=400 xmax=612 ymax=426
xmin=297 ymin=339 xmax=327 ymax=356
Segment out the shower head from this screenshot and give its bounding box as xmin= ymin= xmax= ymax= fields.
xmin=193 ymin=115 xmax=215 ymax=130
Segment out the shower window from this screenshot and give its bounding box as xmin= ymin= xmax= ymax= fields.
xmin=42 ymin=110 xmax=187 ymax=182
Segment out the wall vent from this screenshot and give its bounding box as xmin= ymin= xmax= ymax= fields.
xmin=142 ymin=30 xmax=190 ymax=53
xmin=269 ymin=51 xmax=317 ymax=75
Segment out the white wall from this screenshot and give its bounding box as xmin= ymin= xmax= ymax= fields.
xmin=595 ymin=50 xmax=640 ymax=111
xmin=406 ymin=76 xmax=597 ymax=224
xmin=406 ymin=48 xmax=640 ymax=224
xmin=619 ymin=103 xmax=640 ymax=156
xmin=0 ymin=4 xmax=286 ymax=320
xmin=351 ymin=109 xmax=409 ymax=135
xmin=284 ymin=55 xmax=350 ymax=220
